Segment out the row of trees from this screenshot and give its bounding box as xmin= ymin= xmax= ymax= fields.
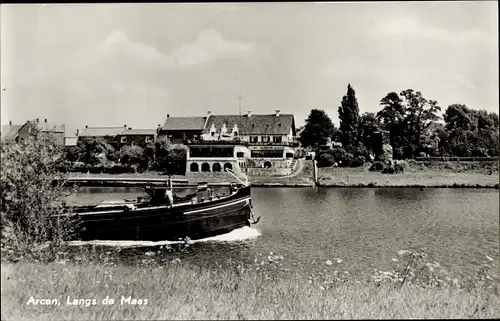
xmin=299 ymin=84 xmax=499 ymax=163
xmin=63 ymin=136 xmax=187 ymax=174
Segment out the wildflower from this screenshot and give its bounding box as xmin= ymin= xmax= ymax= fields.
xmin=486 ymin=256 xmax=494 ymax=262
xmin=319 ymin=286 xmax=325 ymax=291
xmin=145 ymin=251 xmax=156 ymax=257
xmin=336 ymin=258 xmax=342 ymax=264
xmin=392 ymin=258 xmax=398 ymax=262
xmin=171 ymin=258 xmax=181 ymax=264
xmin=326 ymin=260 xmax=333 ymax=266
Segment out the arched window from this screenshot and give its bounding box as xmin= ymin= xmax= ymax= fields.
xmin=224 ymin=163 xmax=233 ymax=171
xmin=190 ymin=163 xmax=199 ymax=172
xmin=213 ymin=163 xmax=222 ymax=172
xmin=264 ymin=161 xmax=272 ymax=168
xmin=201 ymin=162 xmax=210 ymax=172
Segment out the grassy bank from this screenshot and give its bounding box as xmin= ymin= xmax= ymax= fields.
xmin=2 ymin=258 xmax=499 ymax=320
xmin=318 ymin=161 xmax=499 ymax=188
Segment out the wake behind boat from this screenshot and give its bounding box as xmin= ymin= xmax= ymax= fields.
xmin=60 ymin=170 xmax=260 ymax=241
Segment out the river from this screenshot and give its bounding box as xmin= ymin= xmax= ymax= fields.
xmin=67 ymin=187 xmax=499 ymax=278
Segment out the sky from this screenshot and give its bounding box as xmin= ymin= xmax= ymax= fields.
xmin=1 ymin=2 xmax=498 ymax=136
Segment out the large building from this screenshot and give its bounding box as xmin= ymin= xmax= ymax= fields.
xmin=180 ymin=110 xmax=298 ymax=172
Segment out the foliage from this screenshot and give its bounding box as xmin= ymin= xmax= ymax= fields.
xmin=377 ymin=90 xmax=441 ymax=159
xmin=299 ymin=109 xmax=336 ymax=150
xmin=369 ymin=161 xmax=385 ymax=172
xmin=338 ymin=84 xmax=360 ymax=149
xmin=358 ymin=112 xmax=384 ymax=158
xmin=316 ymin=152 xmax=336 ymax=168
xmin=1 ymin=128 xmax=78 ymax=262
xmin=329 ymin=147 xmax=354 ymax=167
xmin=351 ymin=155 xmax=366 ymax=168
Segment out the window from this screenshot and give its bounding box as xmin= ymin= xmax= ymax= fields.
xmin=250 ymin=136 xmax=258 ymax=143
xmin=262 ymin=136 xmax=270 ymax=143
xmin=237 ymin=152 xmax=244 ymax=158
xmin=234 ymin=131 xmax=238 ymax=136
xmin=211 ymin=131 xmax=215 ymax=137
xmin=190 ymin=163 xmax=199 ymax=172
xmin=120 ymin=136 xmax=127 ymax=143
xmin=273 ymin=136 xmax=282 ymax=143
xmin=145 ymin=136 xmax=152 ymax=143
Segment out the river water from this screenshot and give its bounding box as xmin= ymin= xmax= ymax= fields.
xmin=67 ymin=187 xmax=499 ymax=278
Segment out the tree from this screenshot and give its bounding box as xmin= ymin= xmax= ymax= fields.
xmin=443 ymin=105 xmax=499 ymax=156
xmin=1 ymin=127 xmax=78 ymax=262
xmin=377 ymin=89 xmax=441 ymax=158
xmin=298 ymin=109 xmax=335 ymax=150
xmin=338 ymin=84 xmax=360 ymax=150
xmin=358 ymin=112 xmax=384 ymax=159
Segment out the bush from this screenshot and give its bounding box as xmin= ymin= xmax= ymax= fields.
xmin=393 ymin=160 xmax=407 ymax=173
xmin=382 ymin=165 xmax=395 ymax=174
xmin=351 ymin=155 xmax=366 ymax=168
xmin=1 ymin=129 xmax=78 ymax=262
xmin=369 ymin=161 xmax=385 ymax=172
xmin=316 ymin=153 xmax=335 ymax=167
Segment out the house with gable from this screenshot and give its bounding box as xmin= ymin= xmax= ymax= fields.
xmin=157 ymin=114 xmax=207 ymax=144
xmin=184 ymin=110 xmax=298 ymax=173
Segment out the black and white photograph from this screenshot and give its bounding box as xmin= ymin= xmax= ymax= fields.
xmin=1 ymin=1 xmax=499 ymax=319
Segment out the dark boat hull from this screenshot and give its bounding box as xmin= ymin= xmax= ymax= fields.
xmin=72 ymin=186 xmax=252 ymax=241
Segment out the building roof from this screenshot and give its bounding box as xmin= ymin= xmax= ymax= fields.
xmin=78 ymin=127 xmax=127 ymax=137
xmin=33 ymin=121 xmax=65 ymax=133
xmin=0 ymin=124 xmax=23 ymax=143
xmin=121 ymin=128 xmax=157 ymax=136
xmin=202 ymin=114 xmax=295 ymax=136
xmin=161 ymin=117 xmax=207 ymax=131
xmin=64 ymin=137 xmax=78 ymax=146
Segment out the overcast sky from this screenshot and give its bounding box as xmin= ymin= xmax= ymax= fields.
xmin=1 ymin=2 xmax=498 ymax=136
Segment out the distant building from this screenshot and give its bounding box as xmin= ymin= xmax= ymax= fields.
xmin=77 ymin=125 xmax=129 ymax=147
xmin=157 ymin=114 xmax=207 ymax=144
xmin=2 ymin=119 xmax=66 ymax=145
xmin=0 ymin=121 xmax=23 ymax=144
xmin=64 ymin=137 xmax=78 ymax=147
xmin=118 ymin=128 xmax=156 ymax=146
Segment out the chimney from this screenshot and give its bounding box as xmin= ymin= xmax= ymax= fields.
xmin=44 ymin=118 xmax=47 ymax=123
xmin=124 ymin=125 xmax=127 ymax=128
xmin=167 ymin=114 xmax=170 ymax=118
xmin=246 ymin=110 xmax=252 ymax=117
xmin=85 ymin=125 xmax=88 ymax=128
xmin=207 ymin=111 xmax=212 ymax=116
xmin=157 ymin=124 xmax=161 ymax=127
xmin=128 ymin=127 xmax=132 ymax=130
xmin=9 ymin=120 xmax=12 ymax=125
xmin=36 ymin=118 xmax=39 ymax=123
xmin=76 ymin=129 xmax=79 ymax=136
xmin=275 ymin=109 xmax=280 ymax=117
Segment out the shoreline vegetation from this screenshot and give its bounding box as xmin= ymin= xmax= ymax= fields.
xmin=66 ymin=159 xmax=499 ymax=189
xmin=2 ymin=247 xmax=499 ymax=320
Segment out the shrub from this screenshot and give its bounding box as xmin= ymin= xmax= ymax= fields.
xmin=393 ymin=160 xmax=407 ymax=173
xmin=351 ymin=155 xmax=366 ymax=168
xmin=316 ymin=153 xmax=335 ymax=167
xmin=1 ymin=129 xmax=78 ymax=262
xmin=369 ymin=161 xmax=385 ymax=172
xmin=382 ymin=165 xmax=395 ymax=174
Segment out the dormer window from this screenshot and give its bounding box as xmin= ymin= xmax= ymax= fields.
xmin=210 ymin=123 xmax=216 ymax=137
xmin=234 ymin=131 xmax=238 ymax=136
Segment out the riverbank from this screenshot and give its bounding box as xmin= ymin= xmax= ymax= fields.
xmin=2 ymin=258 xmax=499 ymax=320
xmin=317 ymin=160 xmax=499 ymax=188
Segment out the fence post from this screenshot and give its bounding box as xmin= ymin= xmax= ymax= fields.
xmin=312 ymin=158 xmax=318 ymax=185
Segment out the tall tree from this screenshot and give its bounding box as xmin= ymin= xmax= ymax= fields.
xmin=377 ymin=89 xmax=441 ymax=158
xmin=298 ymin=109 xmax=335 ymax=150
xmin=338 ymin=84 xmax=360 ymax=150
